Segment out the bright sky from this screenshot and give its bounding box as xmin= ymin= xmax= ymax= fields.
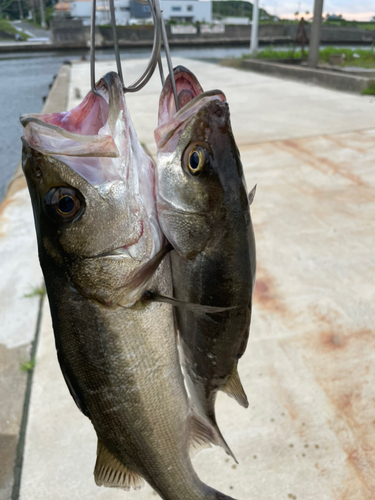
xmin=260 ymin=1 xmax=374 ymax=21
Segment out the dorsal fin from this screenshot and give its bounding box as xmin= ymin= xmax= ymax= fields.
xmin=248 ymin=184 xmax=257 ymax=205
xmin=221 ymin=366 xmax=249 ymax=409
xmin=94 ymin=439 xmax=144 ymax=490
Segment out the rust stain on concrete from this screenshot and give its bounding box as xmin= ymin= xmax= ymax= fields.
xmin=305 ymin=324 xmax=375 ymax=498
xmin=253 ymin=266 xmax=287 ymax=315
xmin=0 ymin=197 xmax=15 ymax=239
xmin=0 ymin=197 xmax=14 ymax=220
xmin=327 ymin=134 xmax=370 ymax=155
xmin=278 ymin=139 xmax=368 ymax=188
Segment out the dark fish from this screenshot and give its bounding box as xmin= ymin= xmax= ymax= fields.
xmin=21 ymin=71 xmax=236 ymax=500
xmin=154 ymin=66 xmax=256 ymax=461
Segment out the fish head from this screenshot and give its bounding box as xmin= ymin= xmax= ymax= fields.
xmin=22 ymin=72 xmax=164 ymax=307
xmin=155 ymin=66 xmax=247 ymax=259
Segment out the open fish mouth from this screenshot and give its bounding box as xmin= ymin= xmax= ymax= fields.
xmin=21 ymin=71 xmax=164 ymax=263
xmin=20 ymin=72 xmax=138 ymax=186
xmin=154 ymin=66 xmax=226 ymax=152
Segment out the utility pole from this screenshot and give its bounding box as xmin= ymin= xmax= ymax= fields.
xmin=39 ymin=0 xmax=46 ymax=27
xmin=250 ymin=0 xmax=259 ymax=55
xmin=18 ymin=0 xmax=23 ymax=19
xmin=30 ymin=0 xmax=36 ymax=24
xmin=307 ymin=0 xmax=324 ymax=67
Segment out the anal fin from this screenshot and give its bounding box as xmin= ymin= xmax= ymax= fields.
xmin=190 ymin=412 xmax=238 ymax=464
xmin=94 ymin=439 xmax=144 ymax=490
xmin=190 ymin=412 xmax=214 ymax=456
xmin=221 ymin=366 xmax=249 ymax=409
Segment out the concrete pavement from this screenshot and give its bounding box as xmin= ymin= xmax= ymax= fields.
xmin=11 ymin=20 xmax=51 ymax=40
xmin=2 ymin=57 xmax=374 ymax=499
xmin=0 ymin=65 xmax=69 ymax=500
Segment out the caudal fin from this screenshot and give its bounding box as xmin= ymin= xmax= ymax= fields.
xmin=204 ymin=484 xmax=237 ymax=500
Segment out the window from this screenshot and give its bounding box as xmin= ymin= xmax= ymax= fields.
xmin=172 ymin=6 xmax=181 ymax=11
xmin=187 ymin=5 xmax=193 ymax=11
xmin=120 ymin=6 xmax=129 ymax=10
xmin=142 ymin=5 xmax=150 ymax=12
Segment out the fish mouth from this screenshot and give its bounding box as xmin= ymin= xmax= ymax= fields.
xmin=155 ymin=66 xmax=226 ymax=152
xmin=21 ymin=71 xmax=164 ymax=263
xmin=20 ymin=72 xmax=132 ymax=185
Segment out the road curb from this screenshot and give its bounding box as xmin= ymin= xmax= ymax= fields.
xmin=242 ymin=58 xmax=375 ymax=93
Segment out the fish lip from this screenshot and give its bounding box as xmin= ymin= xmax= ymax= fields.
xmin=155 ymin=90 xmax=226 ymax=152
xmin=19 ymin=72 xmax=125 ymax=160
xmin=20 ymin=71 xmax=122 ymax=128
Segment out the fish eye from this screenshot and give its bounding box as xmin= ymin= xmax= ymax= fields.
xmin=45 ymin=187 xmax=85 ymax=223
xmin=187 ymin=146 xmax=206 ymax=176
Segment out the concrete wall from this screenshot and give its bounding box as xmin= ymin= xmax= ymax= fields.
xmin=50 ymin=20 xmax=375 ymax=46
xmin=285 ymin=24 xmax=375 ymax=43
xmin=99 ymin=25 xmax=155 ymax=42
xmin=50 ymin=19 xmax=90 ymax=44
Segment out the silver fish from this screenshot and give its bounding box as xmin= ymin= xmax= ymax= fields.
xmin=154 ymin=67 xmax=256 ymax=461
xmin=21 ymin=72 xmax=236 ymax=500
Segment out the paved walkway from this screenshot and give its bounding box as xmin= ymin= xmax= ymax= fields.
xmin=1 ymin=57 xmax=374 ymax=500
xmin=11 ymin=20 xmax=51 ymax=40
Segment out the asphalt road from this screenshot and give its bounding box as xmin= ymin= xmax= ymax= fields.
xmin=11 ymin=19 xmax=51 ymax=39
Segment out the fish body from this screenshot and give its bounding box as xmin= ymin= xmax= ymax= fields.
xmin=21 ymin=72 xmax=235 ymax=500
xmin=155 ymin=67 xmax=256 ymax=457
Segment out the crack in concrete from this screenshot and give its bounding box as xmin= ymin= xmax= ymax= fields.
xmin=11 ymin=292 xmax=45 ymax=500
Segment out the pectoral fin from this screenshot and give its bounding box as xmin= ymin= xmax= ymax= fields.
xmin=143 ymin=290 xmax=236 ymax=314
xmin=221 ymin=366 xmax=249 ymax=409
xmin=116 ymin=244 xmax=172 ymax=307
xmin=94 ymin=439 xmax=144 ymax=490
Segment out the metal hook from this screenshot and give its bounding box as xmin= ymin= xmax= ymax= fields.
xmin=109 ymin=0 xmax=124 ymax=86
xmin=90 ymin=0 xmax=101 ymax=95
xmin=123 ymin=0 xmax=161 ymax=92
xmin=89 ymin=0 xmax=176 ymax=100
xmin=154 ymin=0 xmax=179 ymax=111
xmin=148 ymin=0 xmax=165 ymax=86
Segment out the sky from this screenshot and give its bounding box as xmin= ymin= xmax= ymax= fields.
xmin=260 ymin=1 xmax=375 ymax=21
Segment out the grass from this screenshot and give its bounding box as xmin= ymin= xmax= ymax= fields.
xmin=0 ymin=18 xmax=29 ymax=40
xmin=241 ymin=46 xmax=375 ymax=69
xmin=20 ymin=357 xmax=36 ymax=372
xmin=23 ymin=284 xmax=46 ymax=299
xmin=324 ymin=20 xmax=375 ymax=31
xmin=362 ymin=83 xmax=375 ymax=95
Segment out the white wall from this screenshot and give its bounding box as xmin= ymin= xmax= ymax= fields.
xmin=70 ymin=0 xmax=211 ymax=25
xmin=161 ymin=0 xmax=212 ymax=23
xmin=70 ymin=0 xmax=131 ymax=26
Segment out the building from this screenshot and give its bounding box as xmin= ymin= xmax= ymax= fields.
xmin=161 ymin=0 xmax=211 ymax=23
xmin=55 ymin=0 xmax=211 ymax=26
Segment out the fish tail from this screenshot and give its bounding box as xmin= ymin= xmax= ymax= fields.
xmin=200 ymin=483 xmax=237 ymax=500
